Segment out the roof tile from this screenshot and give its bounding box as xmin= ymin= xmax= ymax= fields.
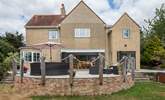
xmin=26 ymin=15 xmax=65 ymax=26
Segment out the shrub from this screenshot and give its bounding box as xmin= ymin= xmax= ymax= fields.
xmin=160 ymin=64 xmax=165 ymax=69
xmin=0 ymin=63 xmax=5 ymax=81
xmin=2 ymin=52 xmax=19 ymax=71
xmin=0 ymin=52 xmax=19 ymax=81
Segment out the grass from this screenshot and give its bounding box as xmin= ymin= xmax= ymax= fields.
xmin=32 ymin=82 xmax=165 ymax=100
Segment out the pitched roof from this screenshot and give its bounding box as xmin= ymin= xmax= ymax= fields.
xmin=25 ymin=15 xmax=65 ymax=26
xmin=25 ymin=1 xmax=106 ymax=27
xmin=61 ymin=1 xmax=106 ymax=24
xmin=25 ymin=2 xmax=140 ymax=28
xmin=112 ymin=13 xmax=141 ymax=28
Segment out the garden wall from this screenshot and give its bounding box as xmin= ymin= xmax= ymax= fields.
xmin=14 ymin=75 xmax=134 ymax=96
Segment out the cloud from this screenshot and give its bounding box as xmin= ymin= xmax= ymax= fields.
xmin=0 ymin=0 xmax=164 ymax=35
xmin=102 ymin=0 xmax=165 ymax=28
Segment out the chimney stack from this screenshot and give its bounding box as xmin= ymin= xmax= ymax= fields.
xmin=61 ymin=3 xmax=66 ymax=16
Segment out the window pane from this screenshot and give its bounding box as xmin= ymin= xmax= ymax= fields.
xmin=25 ymin=53 xmax=27 ymax=61
xmin=75 ymin=28 xmax=90 ymax=37
xmin=25 ymin=52 xmax=32 ymax=62
xmin=25 ymin=52 xmax=28 ymax=61
xmin=123 ymin=28 xmax=130 ymax=39
xmin=32 ymin=53 xmax=40 ymax=62
xmin=36 ymin=53 xmax=40 ymax=62
xmin=49 ymin=31 xmax=59 ymax=40
xmin=28 ymin=52 xmax=32 ymax=61
xmin=33 ymin=53 xmax=37 ymax=62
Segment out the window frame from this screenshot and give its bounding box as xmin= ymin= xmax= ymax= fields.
xmin=48 ymin=30 xmax=59 ymax=40
xmin=33 ymin=52 xmax=40 ymax=62
xmin=23 ymin=51 xmax=40 ymax=62
xmin=122 ymin=28 xmax=130 ymax=39
xmin=25 ymin=52 xmax=32 ymax=62
xmin=74 ymin=28 xmax=91 ymax=38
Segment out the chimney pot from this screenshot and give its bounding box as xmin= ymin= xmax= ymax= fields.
xmin=61 ymin=3 xmax=66 ymax=16
xmin=61 ymin=3 xmax=64 ymax=7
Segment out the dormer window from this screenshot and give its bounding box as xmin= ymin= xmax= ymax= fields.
xmin=48 ymin=30 xmax=59 ymax=40
xmin=122 ymin=28 xmax=130 ymax=39
xmin=74 ymin=28 xmax=90 ymax=38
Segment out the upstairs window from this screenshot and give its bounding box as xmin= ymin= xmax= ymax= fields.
xmin=74 ymin=28 xmax=90 ymax=37
xmin=122 ymin=28 xmax=130 ymax=39
xmin=48 ymin=30 xmax=59 ymax=40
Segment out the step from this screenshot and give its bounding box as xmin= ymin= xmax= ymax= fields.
xmin=135 ymin=79 xmax=151 ymax=82
xmin=0 ymin=75 xmax=13 ymax=84
xmin=2 ymin=78 xmax=13 ymax=81
xmin=135 ymin=73 xmax=147 ymax=77
xmin=135 ymin=77 xmax=151 ymax=82
xmin=0 ymin=80 xmax=13 ymax=84
xmin=135 ymin=77 xmax=150 ymax=80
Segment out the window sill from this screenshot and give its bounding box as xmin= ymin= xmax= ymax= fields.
xmin=74 ymin=37 xmax=91 ymax=38
xmin=48 ymin=39 xmax=59 ymax=40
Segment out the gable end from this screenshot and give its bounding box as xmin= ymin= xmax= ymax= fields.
xmin=61 ymin=1 xmax=105 ymax=24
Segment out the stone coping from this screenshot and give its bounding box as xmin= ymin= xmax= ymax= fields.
xmin=16 ymin=70 xmax=131 ymax=79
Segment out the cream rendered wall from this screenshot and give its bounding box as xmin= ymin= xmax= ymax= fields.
xmin=26 ymin=28 xmax=60 ymax=45
xmin=60 ymin=24 xmax=106 ymax=49
xmin=25 ymin=2 xmax=107 ymax=62
xmin=60 ymin=2 xmax=108 ymax=60
xmin=111 ymin=14 xmax=140 ymax=69
xmin=26 ymin=28 xmax=61 ymax=62
xmin=62 ymin=2 xmax=103 ymax=24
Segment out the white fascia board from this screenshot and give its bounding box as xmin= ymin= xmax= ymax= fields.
xmin=61 ymin=49 xmax=105 ymax=53
xmin=25 ymin=26 xmax=59 ymax=29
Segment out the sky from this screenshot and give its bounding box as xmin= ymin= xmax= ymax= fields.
xmin=0 ymin=0 xmax=164 ymax=35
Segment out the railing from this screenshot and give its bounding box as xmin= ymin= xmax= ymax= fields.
xmin=11 ymin=54 xmax=135 ymax=86
xmin=116 ymin=56 xmax=136 ymax=82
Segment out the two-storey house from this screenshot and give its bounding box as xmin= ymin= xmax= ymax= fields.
xmin=21 ymin=1 xmax=140 ymax=69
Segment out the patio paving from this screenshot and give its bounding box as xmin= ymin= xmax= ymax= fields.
xmin=136 ymin=69 xmax=165 ymax=73
xmin=17 ymin=70 xmax=123 ymax=79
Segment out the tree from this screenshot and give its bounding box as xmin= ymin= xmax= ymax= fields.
xmin=0 ymin=32 xmax=24 ymax=51
xmin=141 ymin=3 xmax=165 ymax=68
xmin=0 ymin=32 xmax=24 ymax=61
xmin=141 ymin=35 xmax=165 ymax=66
xmin=0 ymin=40 xmax=15 ymax=62
xmin=3 ymin=52 xmax=19 ymax=73
xmin=0 ymin=32 xmax=24 ymax=80
xmin=145 ymin=4 xmax=165 ymax=45
xmin=0 ymin=52 xmax=19 ymax=81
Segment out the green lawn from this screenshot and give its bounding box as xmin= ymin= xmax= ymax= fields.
xmin=32 ymin=82 xmax=165 ymax=100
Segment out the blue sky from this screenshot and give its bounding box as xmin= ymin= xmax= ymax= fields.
xmin=0 ymin=0 xmax=164 ymax=35
xmin=108 ymin=0 xmax=120 ymax=9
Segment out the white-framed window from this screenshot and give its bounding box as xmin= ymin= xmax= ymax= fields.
xmin=48 ymin=30 xmax=59 ymax=40
xmin=122 ymin=28 xmax=130 ymax=39
xmin=23 ymin=52 xmax=40 ymax=62
xmin=74 ymin=28 xmax=90 ymax=37
xmin=25 ymin=52 xmax=32 ymax=62
xmin=33 ymin=53 xmax=40 ymax=62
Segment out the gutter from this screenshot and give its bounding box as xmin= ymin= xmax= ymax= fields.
xmin=25 ymin=26 xmax=60 ymax=29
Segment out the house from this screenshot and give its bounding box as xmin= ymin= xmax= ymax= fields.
xmin=20 ymin=1 xmax=140 ymax=70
